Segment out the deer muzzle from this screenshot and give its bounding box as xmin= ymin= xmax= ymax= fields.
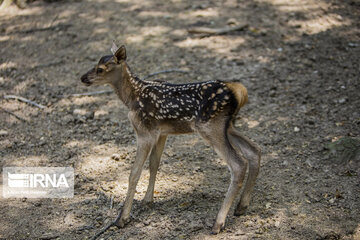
xmin=80 ymin=69 xmax=94 ymax=86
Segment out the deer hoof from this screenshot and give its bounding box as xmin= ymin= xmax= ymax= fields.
xmin=211 ymin=222 xmax=224 ymax=234
xmin=234 ymin=205 xmax=248 ymax=216
xmin=114 ymin=217 xmax=130 ymax=228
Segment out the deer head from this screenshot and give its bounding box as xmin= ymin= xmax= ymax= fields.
xmin=80 ymin=43 xmax=127 ymax=86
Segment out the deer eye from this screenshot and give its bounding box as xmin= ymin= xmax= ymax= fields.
xmin=96 ymin=68 xmax=104 ymax=74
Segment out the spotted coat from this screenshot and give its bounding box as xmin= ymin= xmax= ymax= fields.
xmin=127 ymin=73 xmax=247 ymax=125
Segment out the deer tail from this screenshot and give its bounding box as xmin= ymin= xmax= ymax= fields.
xmin=225 ymin=82 xmax=248 ymax=111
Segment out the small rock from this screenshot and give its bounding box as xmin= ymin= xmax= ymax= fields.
xmin=305 ymin=159 xmax=313 ymax=168
xmin=269 ymin=90 xmax=276 ymax=97
xmin=73 ymin=109 xmax=87 ymax=116
xmin=0 ymin=129 xmax=8 ymax=136
xmin=227 ymin=18 xmax=239 ymax=25
xmin=205 ymin=219 xmax=213 ymax=228
xmin=111 ymin=153 xmax=121 ymax=161
xmin=39 ymin=233 xmax=60 ymax=240
xmin=94 ymin=110 xmax=108 ymax=119
xmin=294 ymin=127 xmax=300 ymax=132
xmin=275 ymin=220 xmax=280 ymax=228
xmin=348 ymin=42 xmax=358 ymax=48
xmin=85 ymin=111 xmax=94 ymax=120
xmin=0 ymin=139 xmax=12 ymax=148
xmin=329 ymin=198 xmax=335 ymax=204
xmin=135 ymin=222 xmax=144 ymax=228
xmin=281 ymin=160 xmax=289 ymax=166
xmin=63 ymin=114 xmax=74 ymax=124
xmin=235 ymin=229 xmax=246 ymax=235
xmin=338 ymin=98 xmax=347 ymax=104
xmin=143 ymin=219 xmax=151 ymax=226
xmin=265 ymin=202 xmax=271 ymax=209
xmin=189 ymin=220 xmax=202 ymax=232
xmin=248 ymin=120 xmax=259 ymax=129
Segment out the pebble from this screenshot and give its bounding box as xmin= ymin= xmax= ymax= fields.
xmin=269 ymin=90 xmax=276 ymax=97
xmin=63 ymin=114 xmax=74 ymax=124
xmin=235 ymin=229 xmax=246 ymax=236
xmin=94 ymin=110 xmax=108 ymax=119
xmin=135 ymin=222 xmax=144 ymax=228
xmin=348 ymin=42 xmax=358 ymax=47
xmin=112 ymin=153 xmax=129 ymax=161
xmin=73 ymin=109 xmax=87 ymax=116
xmin=227 ymin=18 xmax=239 ymax=25
xmin=294 ymin=127 xmax=300 ymax=132
xmin=1 ymin=139 xmax=12 ymax=148
xmin=0 ymin=129 xmax=8 ymax=136
xmin=338 ymin=98 xmax=347 ymax=104
xmin=143 ymin=219 xmax=151 ymax=226
xmin=189 ymin=220 xmax=202 ymax=232
xmin=275 ymin=221 xmax=281 ymax=228
xmin=111 ymin=153 xmax=121 ymax=161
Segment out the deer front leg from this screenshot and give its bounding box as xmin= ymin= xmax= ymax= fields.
xmin=114 ymin=134 xmax=157 ymax=228
xmin=143 ymin=135 xmax=167 ymax=205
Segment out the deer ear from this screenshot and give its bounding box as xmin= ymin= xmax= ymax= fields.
xmin=111 ymin=42 xmax=118 ymax=55
xmin=114 ymin=45 xmax=127 ymax=63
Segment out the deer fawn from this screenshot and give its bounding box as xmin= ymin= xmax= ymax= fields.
xmin=80 ymin=44 xmax=261 ymax=234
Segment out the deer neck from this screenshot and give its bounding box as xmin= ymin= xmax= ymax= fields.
xmin=111 ymin=63 xmax=144 ymax=110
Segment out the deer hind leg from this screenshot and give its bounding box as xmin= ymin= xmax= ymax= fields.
xmin=227 ymin=124 xmax=261 ymax=216
xmin=115 ymin=132 xmax=159 ymax=228
xmin=143 ymin=135 xmax=167 ymax=204
xmin=197 ymin=119 xmax=248 ymax=234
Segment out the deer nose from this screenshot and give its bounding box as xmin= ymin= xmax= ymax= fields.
xmin=81 ymin=74 xmax=90 ymax=84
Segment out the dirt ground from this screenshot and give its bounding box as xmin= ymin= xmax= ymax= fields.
xmin=1 ymin=0 xmax=360 ymax=239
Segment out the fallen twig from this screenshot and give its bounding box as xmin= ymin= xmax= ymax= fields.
xmin=91 ymin=215 xmax=121 ymax=240
xmin=3 ymin=95 xmax=46 ymax=109
xmin=70 ymin=90 xmax=113 ymax=97
xmin=188 ymin=23 xmax=249 ymax=37
xmin=33 ymin=60 xmax=64 ymax=69
xmin=0 ymin=107 xmax=27 ymax=122
xmin=38 ymin=233 xmax=60 ymax=240
xmin=143 ymin=69 xmax=189 ymax=80
xmin=20 ymin=23 xmax=72 ymax=34
xmin=110 ymin=195 xmax=114 ymax=209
